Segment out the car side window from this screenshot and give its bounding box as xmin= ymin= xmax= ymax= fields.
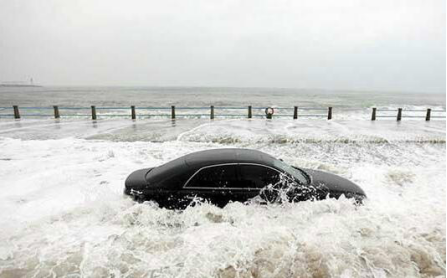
xmin=239 ymin=164 xmax=281 ymax=189
xmin=185 ymin=165 xmax=239 ymax=188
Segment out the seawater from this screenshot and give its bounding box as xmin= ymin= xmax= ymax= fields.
xmin=0 ymin=87 xmax=445 ymax=277
xmin=0 ymin=86 xmax=445 ymax=108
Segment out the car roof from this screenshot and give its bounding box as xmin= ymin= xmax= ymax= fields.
xmin=146 ymin=148 xmax=278 ymax=184
xmin=184 ymin=148 xmax=276 ymax=168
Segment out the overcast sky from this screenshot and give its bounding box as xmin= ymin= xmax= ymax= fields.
xmin=0 ymin=0 xmax=445 ymax=92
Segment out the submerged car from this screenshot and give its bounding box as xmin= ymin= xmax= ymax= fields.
xmin=124 ymin=148 xmax=366 ymax=209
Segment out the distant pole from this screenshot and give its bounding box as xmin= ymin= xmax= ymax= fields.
xmin=13 ymin=105 xmax=20 ymax=119
xmin=91 ymin=106 xmax=97 ymax=120
xmin=293 ymin=106 xmax=298 ymax=119
xmin=425 ymin=108 xmax=431 ymax=121
xmin=210 ymin=105 xmax=214 ymax=119
xmin=371 ymin=108 xmax=376 ymax=121
xmin=171 ymin=105 xmax=176 ymax=119
xmin=248 ymin=106 xmax=252 ymax=119
xmin=53 ymin=105 xmax=60 ymax=119
xmin=327 ymin=107 xmax=332 ymax=120
xmin=131 ymin=106 xmax=136 ymax=120
xmin=397 ymin=108 xmax=402 ymax=121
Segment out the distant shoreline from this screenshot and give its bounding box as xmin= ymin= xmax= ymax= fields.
xmin=0 ymin=84 xmax=42 ymax=88
xmin=0 ymin=85 xmax=444 ymax=95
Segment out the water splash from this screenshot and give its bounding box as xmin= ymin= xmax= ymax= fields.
xmin=0 ymin=119 xmax=445 ymax=277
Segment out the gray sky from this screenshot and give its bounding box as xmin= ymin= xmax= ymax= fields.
xmin=0 ymin=0 xmax=445 ymax=93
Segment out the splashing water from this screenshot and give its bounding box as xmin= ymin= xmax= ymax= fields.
xmin=0 ymin=118 xmax=445 ymax=277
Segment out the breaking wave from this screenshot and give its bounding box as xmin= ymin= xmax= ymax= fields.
xmin=0 ymin=117 xmax=445 ymax=277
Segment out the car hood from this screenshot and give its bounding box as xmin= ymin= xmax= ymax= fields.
xmin=302 ymin=168 xmax=366 ymax=197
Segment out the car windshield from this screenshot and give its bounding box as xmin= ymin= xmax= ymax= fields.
xmin=273 ymin=160 xmax=308 ymax=184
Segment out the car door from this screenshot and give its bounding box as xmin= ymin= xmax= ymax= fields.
xmin=232 ymin=164 xmax=282 ymax=203
xmin=181 ymin=164 xmax=239 ymax=207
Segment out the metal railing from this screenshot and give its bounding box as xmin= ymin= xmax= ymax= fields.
xmin=372 ymin=107 xmax=445 ymax=121
xmin=0 ymin=105 xmax=445 ymax=121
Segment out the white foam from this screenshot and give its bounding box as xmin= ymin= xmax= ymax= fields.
xmin=0 ymin=119 xmax=445 ymax=277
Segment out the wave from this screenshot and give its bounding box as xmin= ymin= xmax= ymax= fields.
xmin=180 ymin=136 xmax=446 ymax=145
xmin=0 ymin=119 xmax=445 ymax=277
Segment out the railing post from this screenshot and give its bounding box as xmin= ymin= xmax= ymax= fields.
xmin=248 ymin=106 xmax=252 ymax=118
xmin=397 ymin=108 xmax=402 ymax=121
xmin=91 ymin=106 xmax=97 ymax=120
xmin=293 ymin=106 xmax=298 ymax=119
xmin=425 ymin=108 xmax=431 ymax=121
xmin=53 ymin=105 xmax=60 ymax=119
xmin=131 ymin=106 xmax=136 ymax=120
xmin=327 ymin=107 xmax=332 ymax=120
xmin=371 ymin=107 xmax=376 ymax=121
xmin=210 ymin=105 xmax=214 ymax=119
xmin=171 ymin=105 xmax=176 ymax=119
xmin=13 ymin=105 xmax=20 ymax=119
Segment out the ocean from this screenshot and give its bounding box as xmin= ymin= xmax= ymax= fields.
xmin=0 ymin=87 xmax=445 ymax=277
xmin=0 ymin=86 xmax=445 ymax=120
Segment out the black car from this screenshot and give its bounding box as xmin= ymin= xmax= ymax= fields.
xmin=124 ymin=148 xmax=366 ymax=209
